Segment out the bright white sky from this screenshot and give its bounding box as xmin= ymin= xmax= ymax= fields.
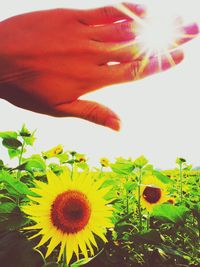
xmin=0 ymin=0 xmax=200 ymax=169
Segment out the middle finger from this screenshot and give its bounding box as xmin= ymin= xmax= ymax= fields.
xmin=90 ymin=21 xmax=136 ymax=43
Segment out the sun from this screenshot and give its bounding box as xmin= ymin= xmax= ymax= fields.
xmin=22 ymin=169 xmax=113 ymax=265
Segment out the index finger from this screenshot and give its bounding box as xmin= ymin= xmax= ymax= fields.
xmin=78 ymin=3 xmax=145 ymax=25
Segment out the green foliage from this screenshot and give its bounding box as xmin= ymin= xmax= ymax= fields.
xmin=176 ymin=157 xmax=186 ymax=165
xmin=24 ymin=155 xmax=46 ymax=173
xmin=151 ymin=204 xmax=188 ymax=223
xmin=134 ymin=155 xmax=148 ymax=169
xmin=111 ymin=158 xmax=135 ymax=175
xmin=153 ymin=170 xmax=173 ymax=184
xmin=2 ymin=138 xmax=22 ymax=150
xmin=0 ymin=126 xmax=199 ymax=267
xmin=0 ymin=131 xmax=18 ymax=139
xmin=0 ymin=171 xmax=38 ymax=197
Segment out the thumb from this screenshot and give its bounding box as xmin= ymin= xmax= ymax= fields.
xmin=54 ymin=99 xmax=121 ymax=131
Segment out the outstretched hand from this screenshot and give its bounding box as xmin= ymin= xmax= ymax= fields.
xmin=0 ymin=3 xmax=198 ymax=130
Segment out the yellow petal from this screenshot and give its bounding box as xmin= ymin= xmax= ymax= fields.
xmin=46 ymin=232 xmax=62 ymax=258
xmin=57 ymin=240 xmax=66 ymax=263
xmin=76 ymin=233 xmax=88 ymax=260
xmin=66 ymin=235 xmax=74 ymax=265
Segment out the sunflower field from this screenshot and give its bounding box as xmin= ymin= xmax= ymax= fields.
xmin=0 ymin=126 xmax=199 ymax=267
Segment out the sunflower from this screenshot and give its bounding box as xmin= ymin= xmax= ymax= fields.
xmin=140 ymin=175 xmax=168 ymax=212
xmin=42 ymin=144 xmax=63 ymax=159
xmin=22 ymin=169 xmax=113 ymax=265
xmin=100 ymin=158 xmax=110 ymax=168
xmin=75 ymin=153 xmax=87 ymax=163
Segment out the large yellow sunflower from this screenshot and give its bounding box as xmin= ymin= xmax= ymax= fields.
xmin=140 ymin=175 xmax=168 ymax=212
xmin=22 ymin=169 xmax=113 ymax=265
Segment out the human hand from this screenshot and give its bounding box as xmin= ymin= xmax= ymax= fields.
xmin=0 ymin=4 xmax=198 ymax=130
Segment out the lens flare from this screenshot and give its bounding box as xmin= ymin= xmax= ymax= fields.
xmin=135 ymin=16 xmax=182 ymax=56
xmin=115 ymin=3 xmax=198 ymax=79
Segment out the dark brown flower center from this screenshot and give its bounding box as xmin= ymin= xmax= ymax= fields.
xmin=167 ymin=199 xmax=174 ymax=204
xmin=51 ymin=190 xmax=91 ymax=234
xmin=143 ymin=186 xmax=162 ymax=204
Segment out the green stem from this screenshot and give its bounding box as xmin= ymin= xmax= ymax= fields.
xmin=71 ymin=163 xmax=74 ymax=179
xmin=125 ymin=175 xmax=129 ymax=214
xmin=146 ymin=212 xmax=150 ymax=231
xmin=126 ymin=190 xmax=129 ymax=215
xmin=61 ymin=248 xmax=67 ymax=267
xmin=17 ymin=140 xmax=25 ymax=181
xmin=71 ymin=155 xmax=75 ymax=180
xmin=99 ymin=166 xmax=103 ymax=178
xmin=180 ymin=163 xmax=183 ymax=202
xmin=19 ymin=141 xmax=25 ymax=166
xmin=138 ymin=168 xmax=142 ymax=231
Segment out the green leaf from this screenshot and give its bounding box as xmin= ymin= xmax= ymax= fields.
xmin=158 ymin=244 xmax=187 ymax=258
xmin=0 ymin=171 xmax=38 ymax=197
xmin=67 ymin=159 xmax=75 ymax=165
xmin=0 ymin=202 xmax=17 ymax=213
xmin=19 ymin=124 xmax=31 ymax=137
xmin=2 ymin=138 xmax=22 ymax=149
xmin=115 ymin=212 xmax=135 ymax=226
xmin=111 ymin=159 xmax=134 ymax=175
xmin=77 ymin=162 xmax=89 ymax=170
xmin=70 ymin=258 xmax=94 ymax=267
xmin=19 ymin=125 xmax=36 ymax=146
xmin=0 ymin=160 xmax=4 ymax=169
xmin=25 ymin=155 xmax=46 ymax=173
xmin=143 ymin=164 xmax=153 ymax=171
xmin=153 ymin=170 xmax=173 ymax=184
xmin=124 ymin=181 xmax=137 ymax=191
xmin=0 ymin=131 xmax=18 ymax=139
xmin=23 ymin=136 xmax=36 ymax=146
xmin=101 ymin=178 xmax=116 ymax=188
xmin=192 ymin=204 xmax=200 ymax=225
xmin=70 ymin=249 xmax=103 ymax=267
xmin=8 ymin=148 xmax=21 ymax=159
xmin=151 ymin=204 xmax=188 ymax=223
xmin=134 ymin=155 xmax=148 ymax=169
xmin=0 ymin=206 xmax=29 ymax=231
xmin=48 ymin=163 xmax=63 ymax=175
xmin=183 ymin=164 xmax=193 ymax=171
xmin=133 ymin=230 xmax=163 ymax=245
xmin=56 ymin=152 xmax=69 ymax=164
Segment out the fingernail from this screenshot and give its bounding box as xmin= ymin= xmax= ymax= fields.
xmin=135 ymin=4 xmax=146 ymax=17
xmin=105 ymin=117 xmax=121 ymax=131
xmin=123 ymin=3 xmax=146 ymax=17
xmin=171 ymin=50 xmax=184 ymax=64
xmin=161 ymin=50 xmax=184 ymax=70
xmin=183 ymin=22 xmax=199 ymax=36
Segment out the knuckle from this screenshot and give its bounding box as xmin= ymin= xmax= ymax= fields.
xmin=82 ymin=103 xmax=100 ymax=121
xmin=128 ymin=61 xmax=141 ymax=80
xmin=102 ymin=6 xmax=115 ymax=19
xmin=116 ymin=22 xmax=134 ymax=38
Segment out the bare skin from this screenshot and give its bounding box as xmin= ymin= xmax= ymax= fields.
xmin=0 ymin=3 xmax=198 ymax=130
